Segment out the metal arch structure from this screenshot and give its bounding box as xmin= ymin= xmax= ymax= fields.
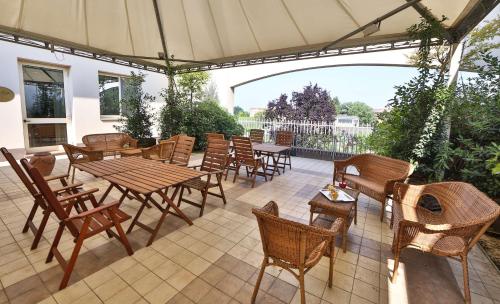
xmin=0 ymin=0 xmax=496 ymax=75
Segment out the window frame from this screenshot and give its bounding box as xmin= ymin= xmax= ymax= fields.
xmin=98 ymin=72 xmax=128 ymax=121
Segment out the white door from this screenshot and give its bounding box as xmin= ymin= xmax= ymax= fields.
xmin=19 ymin=64 xmax=69 ymax=153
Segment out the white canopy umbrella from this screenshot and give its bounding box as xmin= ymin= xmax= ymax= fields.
xmin=0 ymin=0 xmax=496 ymax=73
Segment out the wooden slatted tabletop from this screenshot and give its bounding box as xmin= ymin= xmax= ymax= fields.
xmin=72 ymin=156 xmax=156 ymax=177
xmin=102 ymin=163 xmax=206 ymax=194
xmin=253 ymin=143 xmax=291 ymax=154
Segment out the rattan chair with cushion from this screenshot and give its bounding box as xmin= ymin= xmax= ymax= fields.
xmin=141 ymin=140 xmax=176 ymax=162
xmin=177 ymin=139 xmax=229 ymax=217
xmin=232 ymin=136 xmax=267 ymax=188
xmin=275 ymin=130 xmax=293 ymax=172
xmin=249 ymin=129 xmax=264 ymax=144
xmin=21 ymin=158 xmax=133 ymax=290
xmin=391 ymin=182 xmax=500 ymax=304
xmin=334 ymin=153 xmax=411 ymax=221
xmin=62 ymin=144 xmax=104 ymax=182
xmin=252 ymin=201 xmax=342 ymax=304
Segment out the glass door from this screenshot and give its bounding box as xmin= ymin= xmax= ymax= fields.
xmin=20 ymin=64 xmax=68 ymax=152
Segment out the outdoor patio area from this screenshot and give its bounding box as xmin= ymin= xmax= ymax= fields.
xmin=0 ymin=155 xmax=498 ymax=304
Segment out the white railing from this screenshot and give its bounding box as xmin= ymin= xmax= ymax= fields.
xmin=237 ymin=118 xmax=373 ymax=159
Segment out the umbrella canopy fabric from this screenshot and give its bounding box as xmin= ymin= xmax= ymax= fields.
xmin=0 ymin=0 xmax=495 ymax=71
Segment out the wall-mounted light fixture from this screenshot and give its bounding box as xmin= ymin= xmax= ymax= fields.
xmin=0 ymin=87 xmax=15 ymax=102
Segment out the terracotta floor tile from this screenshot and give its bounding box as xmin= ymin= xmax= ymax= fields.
xmin=181 ymin=277 xmax=212 ymax=302
xmin=197 ymin=288 xmax=231 ymax=304
xmin=216 ymin=273 xmax=246 ymax=297
xmin=167 ymin=268 xmax=196 ymax=291
xmin=267 ymin=278 xmax=297 ymax=303
xmin=145 ymin=282 xmax=177 ymax=304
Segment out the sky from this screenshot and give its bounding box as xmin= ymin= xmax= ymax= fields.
xmin=234 ymin=65 xmax=420 ymax=111
xmin=234 ymin=7 xmax=499 ymax=112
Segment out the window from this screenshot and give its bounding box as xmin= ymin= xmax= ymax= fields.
xmin=23 ymin=65 xmax=66 ymax=118
xmin=98 ymin=74 xmax=127 ymax=117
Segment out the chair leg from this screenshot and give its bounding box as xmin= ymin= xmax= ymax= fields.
xmin=23 ymin=202 xmax=39 ymax=233
xmin=298 ymin=267 xmax=306 ymax=304
xmin=260 ymin=161 xmax=268 ymax=182
xmin=47 ymin=222 xmax=65 ymax=263
xmin=71 ymin=167 xmax=76 ymax=183
xmin=59 ymin=223 xmax=88 ymax=290
xmin=251 ymin=258 xmax=268 ymax=303
xmin=461 ymin=254 xmax=471 ymax=304
xmin=199 ymin=187 xmax=209 ymax=217
xmin=66 ymin=163 xmax=71 ymax=176
xmin=233 ymin=164 xmax=240 ymax=183
xmin=380 ymin=199 xmax=386 ymax=222
xmin=391 ymin=247 xmax=401 ymax=283
xmin=109 ymin=209 xmax=134 ymax=256
xmin=31 ymin=210 xmax=51 ymax=250
xmin=217 ymin=176 xmax=227 ymax=205
xmin=251 ymin=166 xmax=258 ymax=188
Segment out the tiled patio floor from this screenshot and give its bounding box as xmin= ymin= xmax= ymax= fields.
xmin=0 ymin=155 xmax=499 ymax=304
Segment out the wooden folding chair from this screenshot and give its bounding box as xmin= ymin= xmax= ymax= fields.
xmin=275 ymin=130 xmax=293 ymax=172
xmin=178 ymin=139 xmax=229 ymax=217
xmin=62 ymin=144 xmax=104 ymax=182
xmin=170 ymin=135 xmax=195 ymax=166
xmin=21 ymin=159 xmax=133 ymax=290
xmin=142 ymin=140 xmax=176 ymax=162
xmin=232 ymin=136 xmax=267 ymax=188
xmin=249 ymin=129 xmax=264 ymax=144
xmin=1 ymin=147 xmax=83 ymax=249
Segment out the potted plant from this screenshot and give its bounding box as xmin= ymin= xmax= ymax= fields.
xmin=115 ymin=72 xmax=156 ymax=147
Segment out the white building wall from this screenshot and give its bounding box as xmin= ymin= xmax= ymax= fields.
xmin=0 ymin=41 xmax=167 ymax=153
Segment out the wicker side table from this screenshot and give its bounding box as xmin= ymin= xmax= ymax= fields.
xmin=308 ymin=186 xmax=360 ymax=252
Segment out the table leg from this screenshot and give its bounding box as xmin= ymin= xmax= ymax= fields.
xmin=342 ymin=221 xmax=348 ymax=253
xmin=157 ymin=189 xmax=193 ymax=226
xmin=269 ymin=154 xmax=280 ymax=181
xmin=126 ymin=192 xmax=152 ymax=234
xmin=309 ymin=211 xmax=314 ymax=225
xmin=98 ymin=184 xmax=114 ymax=204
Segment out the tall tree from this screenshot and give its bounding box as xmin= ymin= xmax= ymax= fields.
xmin=265 ymin=84 xmax=336 ymax=121
xmin=339 ymin=101 xmax=375 ymax=125
xmin=233 ymin=106 xmax=249 ymax=117
xmin=290 ymin=84 xmax=335 ymax=121
xmin=177 ymin=71 xmax=210 ymax=106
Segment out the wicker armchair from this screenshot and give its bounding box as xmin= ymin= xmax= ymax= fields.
xmin=252 ymin=201 xmax=342 ymax=304
xmin=249 ymin=129 xmax=264 ymax=144
xmin=391 ymin=182 xmax=500 ymax=304
xmin=334 ymin=153 xmax=411 ymax=221
xmin=62 ymin=144 xmax=104 ymax=182
xmin=141 ymin=140 xmax=176 ymax=162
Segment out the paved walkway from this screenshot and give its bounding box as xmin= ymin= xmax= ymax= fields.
xmin=0 ymin=155 xmax=498 ymax=304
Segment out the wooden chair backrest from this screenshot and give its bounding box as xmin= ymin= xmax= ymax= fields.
xmin=253 ymin=201 xmax=328 ymax=267
xmin=20 ymin=159 xmax=79 ymax=236
xmin=275 ymin=131 xmax=293 ymax=146
xmin=171 ymin=135 xmax=195 ymax=166
xmin=1 ymin=147 xmax=40 ymax=198
xmin=201 ymin=139 xmax=229 ymax=173
xmin=232 ymin=136 xmax=256 ymax=166
xmin=249 ymin=129 xmax=264 ymax=144
xmin=206 ymin=133 xmax=225 ymax=142
xmin=158 ymin=140 xmax=176 ymax=160
xmin=62 ymin=144 xmax=79 ymax=163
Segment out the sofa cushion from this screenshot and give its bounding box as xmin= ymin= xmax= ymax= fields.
xmin=343 ymin=174 xmax=385 ymax=202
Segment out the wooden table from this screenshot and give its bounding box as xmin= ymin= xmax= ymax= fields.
xmin=308 ymin=186 xmax=360 ymax=252
xmin=252 ymin=143 xmax=291 ymax=180
xmin=73 ymin=157 xmax=206 ymax=246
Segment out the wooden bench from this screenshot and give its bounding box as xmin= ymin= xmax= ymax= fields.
xmin=333 ymin=154 xmax=411 ymax=221
xmin=82 ymin=133 xmax=138 ymax=157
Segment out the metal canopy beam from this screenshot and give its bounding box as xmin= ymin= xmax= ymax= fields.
xmin=152 ymin=0 xmax=172 ymax=72
xmin=405 ymin=0 xmax=454 ymax=42
xmin=450 ymin=0 xmax=499 ymax=42
xmin=321 ymin=0 xmax=422 ymax=51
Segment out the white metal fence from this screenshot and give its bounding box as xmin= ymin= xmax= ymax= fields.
xmin=237 ymin=118 xmax=373 ymax=160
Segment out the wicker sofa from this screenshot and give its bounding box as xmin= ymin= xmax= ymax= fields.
xmin=334 ymin=154 xmax=411 ymax=221
xmin=82 ymin=133 xmax=138 ymax=156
